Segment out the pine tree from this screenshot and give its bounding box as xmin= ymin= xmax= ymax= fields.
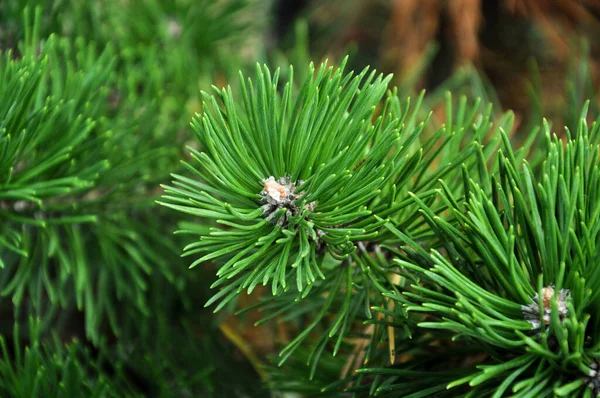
xmin=2 ymin=1 xmax=600 ymax=397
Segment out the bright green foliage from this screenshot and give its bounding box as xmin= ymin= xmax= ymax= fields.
xmin=160 ymin=60 xmax=501 ymax=312
xmin=284 ymin=106 xmax=600 ymax=397
xmin=161 ymin=59 xmax=397 ymax=304
xmin=386 ymin=105 xmax=600 ymax=397
xmin=159 ymin=58 xmax=512 ymax=378
xmin=2 ymin=1 xmax=600 ymax=397
xmin=162 ymin=53 xmax=600 ymax=396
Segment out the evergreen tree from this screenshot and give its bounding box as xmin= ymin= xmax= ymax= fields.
xmin=2 ymin=1 xmax=600 ymax=397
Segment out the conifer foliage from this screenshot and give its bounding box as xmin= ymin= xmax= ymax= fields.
xmin=162 ymin=55 xmax=600 ymax=398
xmin=0 ymin=2 xmax=265 ymax=397
xmin=2 ymin=1 xmax=600 ymax=397
xmin=160 ymin=60 xmax=401 ymax=304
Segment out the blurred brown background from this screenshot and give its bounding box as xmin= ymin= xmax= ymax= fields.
xmin=273 ymin=0 xmax=600 ymax=132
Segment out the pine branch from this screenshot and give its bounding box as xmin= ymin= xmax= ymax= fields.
xmin=388 ymin=103 xmax=600 ymax=396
